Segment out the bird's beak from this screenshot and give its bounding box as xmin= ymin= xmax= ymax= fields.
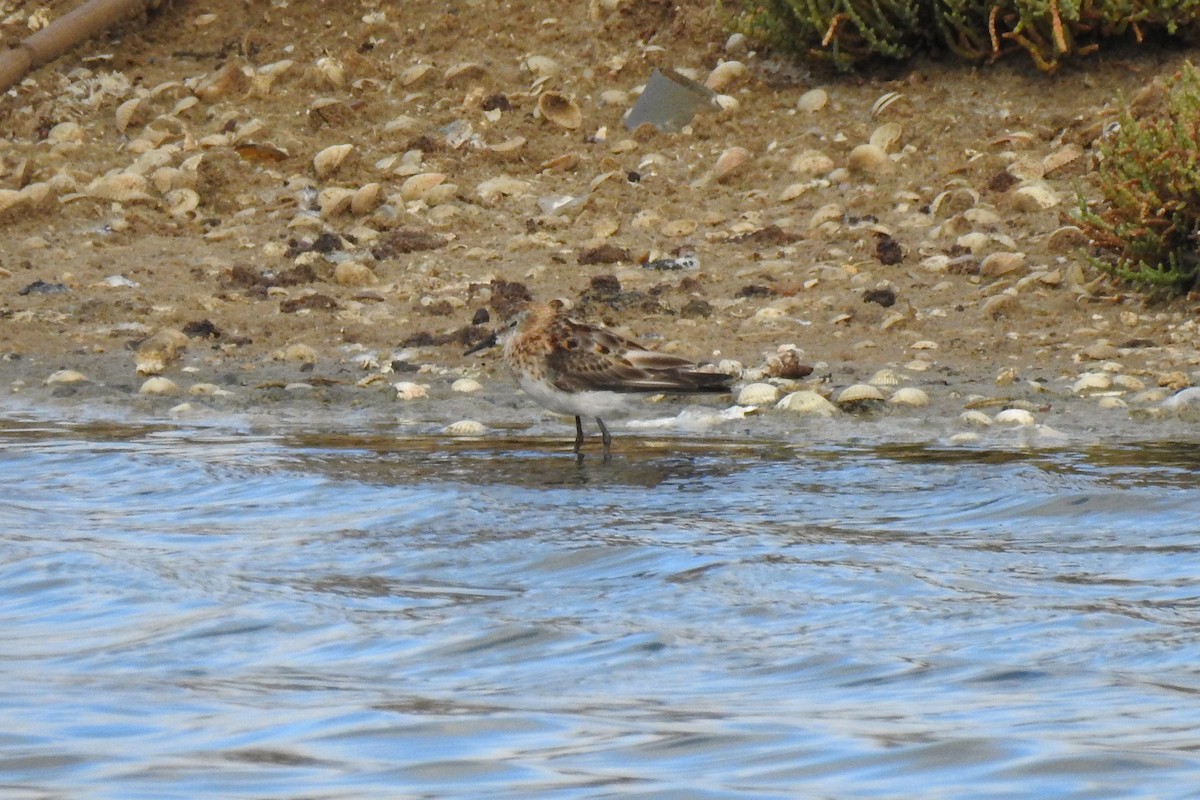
xmin=463 ymin=331 xmax=498 ymax=356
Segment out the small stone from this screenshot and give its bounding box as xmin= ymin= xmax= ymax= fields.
xmin=333 ymin=261 xmax=376 ymax=286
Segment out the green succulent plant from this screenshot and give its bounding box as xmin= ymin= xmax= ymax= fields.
xmin=1078 ymin=62 xmax=1200 ymax=294
xmin=726 ymin=0 xmax=1200 ymax=71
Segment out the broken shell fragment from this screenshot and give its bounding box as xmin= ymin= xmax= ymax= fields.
xmin=538 ymin=92 xmax=582 ymax=130
xmin=164 ymin=188 xmax=200 ymax=217
xmin=86 ymin=172 xmax=154 ymax=202
xmin=394 ymin=381 xmax=429 ymax=400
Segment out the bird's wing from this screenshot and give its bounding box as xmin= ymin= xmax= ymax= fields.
xmin=546 ymin=323 xmax=729 ymax=394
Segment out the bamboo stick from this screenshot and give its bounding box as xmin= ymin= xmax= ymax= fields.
xmin=0 ymin=0 xmax=154 ymax=96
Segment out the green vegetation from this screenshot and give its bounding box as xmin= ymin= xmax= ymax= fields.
xmin=1078 ymin=62 xmax=1200 ymax=294
xmin=727 ymin=0 xmax=1200 ymax=71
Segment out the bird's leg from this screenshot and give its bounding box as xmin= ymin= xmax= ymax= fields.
xmin=573 ymin=415 xmax=585 ymax=454
xmin=596 ymin=417 xmax=611 ymax=459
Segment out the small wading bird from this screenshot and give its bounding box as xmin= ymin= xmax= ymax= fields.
xmin=465 ymin=301 xmax=733 ymax=456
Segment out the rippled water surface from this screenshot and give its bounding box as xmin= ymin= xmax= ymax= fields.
xmin=3 ymin=417 xmax=1200 ymax=799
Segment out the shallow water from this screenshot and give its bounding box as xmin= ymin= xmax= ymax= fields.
xmin=3 ymin=417 xmax=1200 ymax=799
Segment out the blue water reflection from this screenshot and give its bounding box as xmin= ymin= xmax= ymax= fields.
xmin=2 ymin=420 xmax=1199 ymax=798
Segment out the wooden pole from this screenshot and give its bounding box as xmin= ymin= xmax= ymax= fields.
xmin=0 ymin=0 xmax=154 ymax=96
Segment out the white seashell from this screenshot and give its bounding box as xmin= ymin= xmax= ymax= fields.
xmin=164 ymin=188 xmax=200 ymax=217
xmin=1043 ymin=143 xmax=1083 ymax=175
xmin=1012 ymin=183 xmax=1059 ymax=211
xmin=189 ymin=383 xmax=232 ymax=397
xmin=847 ymin=143 xmax=891 ymax=174
xmin=869 ymin=122 xmax=902 ymax=152
xmin=809 ymin=202 xmax=844 ymax=229
xmin=711 ymin=94 xmax=738 ymax=112
xmin=1072 ymin=372 xmax=1113 ymax=394
xmin=47 ymin=122 xmax=85 ymax=144
xmin=316 ymin=56 xmax=345 ymax=88
xmin=994 ymin=408 xmax=1036 ymax=426
xmin=523 ymin=55 xmax=561 ymax=80
xmin=705 ymin=60 xmax=746 ymax=91
xmin=959 ymin=410 xmax=993 ymax=427
xmin=1097 ymin=397 xmax=1127 ymax=410
xmin=736 ymin=382 xmax=780 ymax=406
xmin=423 ymin=183 xmax=458 ymax=206
xmin=171 ymin=96 xmax=200 ymax=116
xmin=19 ymin=182 xmax=49 ymax=206
xmin=115 ymin=97 xmax=145 ymax=132
xmin=350 ymin=182 xmax=382 ymax=214
xmin=488 ymin=136 xmax=526 ymax=154
xmin=538 ymin=92 xmax=582 ymax=130
xmin=257 ymin=59 xmax=294 ymax=78
xmin=384 ymin=114 xmax=421 ymax=133
xmin=444 ymin=419 xmax=486 ymax=436
xmin=0 ymin=189 xmax=27 ymax=214
xmin=778 ymin=182 xmax=812 ymax=202
xmin=394 ymin=381 xmax=429 ymax=400
xmin=599 ymin=89 xmax=629 ymax=107
xmin=44 ymin=369 xmax=88 ymax=385
xmin=714 ymin=146 xmax=750 ymax=180
xmin=313 ymin=144 xmax=354 ymax=178
xmin=835 ymin=383 xmax=886 ymax=405
xmin=443 ymin=62 xmax=484 ymax=83
xmin=399 ymin=63 xmax=433 ymax=86
xmin=139 ymin=377 xmax=180 ymax=395
xmin=910 ymin=340 xmax=938 ymax=350
xmin=775 ymin=390 xmax=837 ymax=416
xmin=717 ymin=359 xmax=744 ymax=379
xmin=86 ymin=172 xmax=153 ymax=202
xmin=1112 ymin=374 xmax=1145 ymax=392
xmin=318 ymin=187 xmax=355 ymax=217
xmin=888 ymin=387 xmax=929 ymax=407
xmin=868 ymin=368 xmax=903 ymax=387
xmin=400 ymin=172 xmax=446 ymax=202
xmin=796 ymin=88 xmax=827 ymax=112
xmin=451 ymin=378 xmax=483 ymax=393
